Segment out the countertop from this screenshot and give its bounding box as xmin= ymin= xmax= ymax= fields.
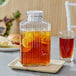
xmin=0 ymin=37 xmax=76 ymax=76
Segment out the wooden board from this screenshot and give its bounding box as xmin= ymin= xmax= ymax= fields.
xmin=8 ymin=57 xmax=65 ymax=73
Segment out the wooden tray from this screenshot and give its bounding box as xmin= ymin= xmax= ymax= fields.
xmin=8 ymin=57 xmax=65 ymax=73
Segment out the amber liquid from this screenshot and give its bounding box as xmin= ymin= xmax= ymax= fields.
xmin=60 ymin=38 xmax=74 ymax=58
xmin=21 ymin=31 xmax=51 ymax=66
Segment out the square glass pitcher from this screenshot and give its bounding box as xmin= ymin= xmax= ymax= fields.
xmin=20 ymin=11 xmax=51 ymax=66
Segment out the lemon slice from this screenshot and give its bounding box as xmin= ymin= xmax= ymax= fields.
xmin=22 ymin=37 xmax=29 ymax=48
xmin=22 ymin=37 xmax=33 ymax=52
xmin=21 ymin=32 xmax=34 ymax=52
xmin=41 ymin=32 xmax=51 ymax=44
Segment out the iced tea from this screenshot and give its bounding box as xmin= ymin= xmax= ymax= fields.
xmin=60 ymin=38 xmax=74 ymax=58
xmin=20 ymin=31 xmax=51 ymax=66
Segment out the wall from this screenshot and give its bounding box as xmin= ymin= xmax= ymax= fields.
xmin=0 ymin=0 xmax=76 ymax=36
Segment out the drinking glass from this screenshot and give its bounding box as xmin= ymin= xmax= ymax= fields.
xmin=59 ymin=31 xmax=74 ymax=62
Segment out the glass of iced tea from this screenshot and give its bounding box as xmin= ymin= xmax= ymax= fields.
xmin=59 ymin=31 xmax=74 ymax=62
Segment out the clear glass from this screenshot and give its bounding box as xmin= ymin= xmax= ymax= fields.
xmin=59 ymin=31 xmax=74 ymax=62
xmin=20 ymin=13 xmax=51 ymax=66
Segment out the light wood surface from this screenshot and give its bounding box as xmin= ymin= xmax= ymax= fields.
xmin=8 ymin=57 xmax=65 ymax=73
xmin=0 ymin=0 xmax=76 ymax=36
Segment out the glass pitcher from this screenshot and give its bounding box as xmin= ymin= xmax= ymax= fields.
xmin=20 ymin=10 xmax=51 ymax=66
